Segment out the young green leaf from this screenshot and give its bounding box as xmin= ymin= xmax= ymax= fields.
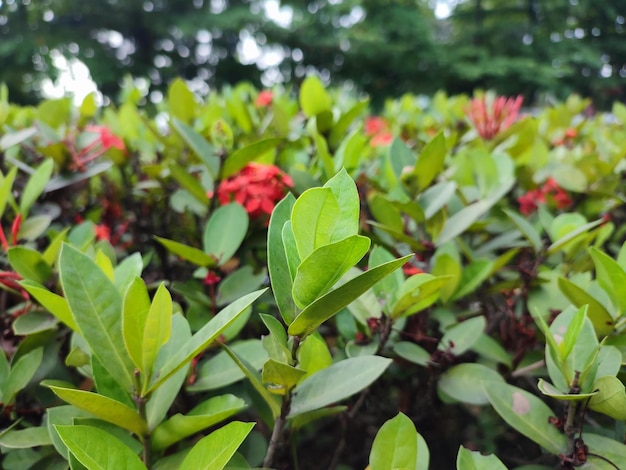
xmin=20 ymin=158 xmax=54 ymax=215
xmin=8 ymin=246 xmax=53 ymax=284
xmin=171 ymin=117 xmax=220 ymax=178
xmin=438 ymin=316 xmax=486 ymax=356
xmin=179 ymin=421 xmax=255 ymax=470
xmin=44 ymin=383 xmax=148 ymax=437
xmin=438 ymin=363 xmax=504 ymax=405
xmin=324 ymin=168 xmax=360 ymax=241
xmin=288 ymin=255 xmax=411 ymax=337
xmin=412 ymin=131 xmax=447 ymax=191
xmin=147 ymin=289 xmax=266 ymax=394
xmin=154 ymin=236 xmax=217 ymax=267
xmin=20 ymin=280 xmax=78 ymax=331
xmin=55 ymin=425 xmax=146 ymax=470
xmin=456 ymin=446 xmax=507 ymax=470
xmin=152 ymin=394 xmax=247 ymax=451
xmin=2 ymin=348 xmax=43 ymax=405
xmin=262 ymin=359 xmax=307 ymax=394
xmin=299 ymin=75 xmax=332 ymax=118
xmin=292 ymin=235 xmax=370 ymax=308
xmin=122 ymin=277 xmax=151 ymax=372
xmin=291 ymin=187 xmax=340 ymax=259
xmin=221 ymin=138 xmax=283 ymax=178
xmin=141 ymin=282 xmax=172 ymax=386
xmin=369 ymin=413 xmax=423 ymax=470
xmin=589 ymin=246 xmax=626 ymax=317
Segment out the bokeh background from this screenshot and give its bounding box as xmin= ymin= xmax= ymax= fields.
xmin=1 ymin=0 xmax=625 ymax=107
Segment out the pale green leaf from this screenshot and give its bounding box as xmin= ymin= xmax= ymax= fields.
xmin=203 ymin=203 xmax=249 ymax=265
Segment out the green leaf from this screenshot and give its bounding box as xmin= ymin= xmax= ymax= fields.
xmin=221 ymin=344 xmax=281 ymax=419
xmin=169 ymin=163 xmax=209 ymax=205
xmin=12 ymin=311 xmax=57 ymax=335
xmin=0 ymin=166 xmax=18 ymax=217
xmin=559 ymin=304 xmax=586 ymax=361
xmin=141 ymin=282 xmax=172 ymax=386
xmin=299 ymin=76 xmax=332 ymax=118
xmin=18 ymin=214 xmax=52 ymax=242
xmin=483 ymin=382 xmax=567 ymax=455
xmin=391 ymin=274 xmax=450 ymax=319
xmin=435 ymin=199 xmax=493 ymax=246
xmin=59 ymin=244 xmax=135 ymax=390
xmin=20 ymin=158 xmax=54 ymax=215
xmin=547 ymin=217 xmax=604 ymax=254
xmin=113 ymin=253 xmax=143 ymax=294
xmin=557 ymin=277 xmax=614 ymax=336
xmin=583 ymin=433 xmax=626 ymax=467
xmin=122 ymin=277 xmax=150 ymax=372
xmin=262 ymin=359 xmax=307 ymax=394
xmin=289 ymin=356 xmax=391 ymax=417
xmin=456 ymin=446 xmax=507 ymax=470
xmin=293 ymin=235 xmax=370 ymax=308
xmin=268 ymin=194 xmax=298 ymax=324
xmin=0 ymin=427 xmax=52 ymax=449
xmin=20 ymin=281 xmax=77 ymax=331
xmin=439 ymin=316 xmax=486 ymax=356
xmin=221 ymin=138 xmax=283 ymax=178
xmin=2 ymin=348 xmax=43 ymax=405
xmin=438 ymin=363 xmax=504 ymax=405
xmin=44 ymin=384 xmax=148 ymax=436
xmin=324 ymin=168 xmax=360 ymax=241
xmin=55 ymin=425 xmax=146 ymax=470
xmin=8 ymin=246 xmax=53 ymax=284
xmin=171 ymin=117 xmax=219 ymax=178
xmin=419 ymin=181 xmax=457 ymax=220
xmin=503 ymin=209 xmax=542 ymax=252
xmin=394 ymin=342 xmax=431 ymax=367
xmin=589 ymin=247 xmax=626 ymax=317
xmin=0 ymin=127 xmax=37 ymax=151
xmin=369 ymin=413 xmax=421 ymax=470
xmin=154 ymin=236 xmax=217 ymax=268
xmin=588 ymin=376 xmax=626 ymax=420
xmin=291 ymin=187 xmax=340 ymax=260
xmin=288 ymin=255 xmax=411 ymax=337
xmin=412 ymin=132 xmax=447 ymax=191
xmin=297 ymin=333 xmax=332 ymax=380
xmin=188 ymin=339 xmax=268 ymax=392
xmin=152 ymin=394 xmax=247 ymax=451
xmin=204 ymin=203 xmax=249 ymax=265
xmin=431 ymin=253 xmax=462 ymax=302
xmin=537 ymin=379 xmax=597 ymax=401
xmin=147 ymin=289 xmax=266 ymax=394
xmin=179 ymin=421 xmax=255 ymax=470
xmin=168 ymin=78 xmax=196 ymax=123
xmin=329 ymin=99 xmax=369 ymax=147
xmin=216 ymin=266 xmax=266 ymax=307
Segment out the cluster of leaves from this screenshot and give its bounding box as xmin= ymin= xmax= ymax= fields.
xmin=1 ymin=77 xmax=626 ymax=469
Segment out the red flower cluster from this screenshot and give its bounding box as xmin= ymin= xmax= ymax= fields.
xmin=215 ymin=163 xmax=293 ymax=219
xmin=517 ymin=178 xmax=573 ymax=215
xmin=255 ymin=90 xmax=273 ymax=108
xmin=67 ymin=125 xmax=126 ymax=171
xmin=403 ymin=264 xmax=424 ymax=277
xmin=364 ymin=116 xmax=394 ymax=147
xmin=467 ymin=95 xmax=523 ymax=140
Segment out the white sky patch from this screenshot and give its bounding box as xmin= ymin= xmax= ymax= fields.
xmin=41 ymin=51 xmax=100 ymax=105
xmin=263 ymin=0 xmax=293 ymax=28
xmin=435 ymin=1 xmax=451 ymax=19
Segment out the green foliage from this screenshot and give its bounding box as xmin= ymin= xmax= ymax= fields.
xmin=2 ymin=83 xmax=626 ymax=470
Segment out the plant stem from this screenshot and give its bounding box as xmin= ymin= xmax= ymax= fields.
xmin=564 ymin=371 xmax=581 ymax=455
xmin=133 ymin=370 xmax=151 ymax=467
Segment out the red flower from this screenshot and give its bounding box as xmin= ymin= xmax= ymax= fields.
xmin=203 ymin=271 xmax=222 ymax=286
xmin=467 ymin=95 xmax=523 ymax=140
xmin=517 ymin=178 xmax=572 ymax=215
xmin=370 ymin=132 xmax=394 ymax=147
xmin=403 ymin=265 xmax=424 ymax=276
xmin=255 ymin=90 xmax=273 ymax=108
xmin=216 ymin=163 xmax=293 ymax=219
xmin=85 ymin=125 xmax=125 ymax=151
xmin=365 ymin=117 xmax=387 ymax=136
xmin=94 ymin=224 xmax=111 ymax=242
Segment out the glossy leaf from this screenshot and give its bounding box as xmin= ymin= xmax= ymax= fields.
xmin=589 ymin=247 xmax=626 ymax=317
xmin=483 ymin=382 xmax=567 ymax=455
xmin=20 ymin=280 xmax=78 ymax=331
xmin=44 ymin=383 xmax=148 ymax=436
xmin=438 ymin=362 xmax=503 ymax=407
xmin=221 ymin=138 xmax=283 ymax=178
xmin=59 ymin=244 xmax=135 ymax=390
xmin=179 ymin=421 xmax=255 ymax=470
xmin=122 ymin=277 xmax=150 ymax=372
xmin=152 ymin=394 xmax=247 ymax=451
xmin=391 ymin=274 xmax=450 ymax=319
xmin=456 ymin=447 xmax=507 ymax=470
xmin=297 ymin=333 xmax=332 ymax=380
xmin=291 ymin=187 xmax=340 ymax=260
xmin=588 ymin=376 xmax=626 ymax=420
xmin=148 ymin=289 xmax=266 ymax=394
xmin=267 ymin=194 xmax=297 ymax=324
xmin=293 ymin=235 xmax=370 ymax=308
xmin=369 ymin=413 xmax=420 ymax=470
xmin=324 ymin=168 xmax=360 ymax=241
xmin=289 ymin=356 xmax=391 ymax=417
xmin=299 ymin=75 xmax=332 ymax=118
xmin=154 ymin=236 xmax=217 ymax=267
xmin=438 ymin=316 xmax=486 ymax=356
xmin=288 ymin=255 xmax=411 ymax=337
xmin=20 ymin=158 xmax=54 ymax=215
xmin=141 ymin=282 xmax=172 ymax=385
xmin=557 ymin=277 xmax=614 ymax=336
xmin=203 ymin=203 xmax=249 ymax=266
xmin=55 ymin=425 xmax=146 ymax=470
xmin=394 ymin=342 xmax=431 ymax=367
xmin=8 ymin=246 xmax=53 ymax=284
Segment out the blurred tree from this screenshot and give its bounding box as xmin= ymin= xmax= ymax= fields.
xmin=0 ymin=0 xmax=623 ymax=107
